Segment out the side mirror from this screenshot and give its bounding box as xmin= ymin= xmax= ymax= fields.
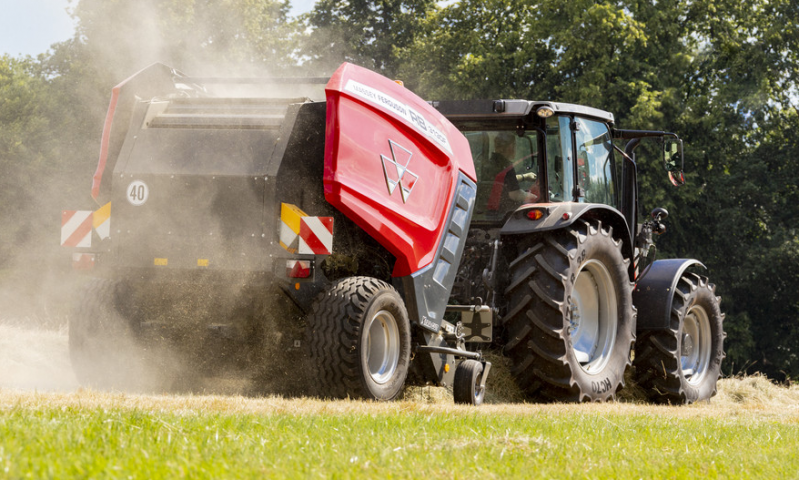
xmin=663 ymin=137 xmax=685 ymax=186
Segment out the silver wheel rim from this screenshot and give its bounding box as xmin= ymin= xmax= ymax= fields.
xmin=473 ymin=364 xmax=483 ymax=400
xmin=364 ymin=310 xmax=400 ymax=385
xmin=568 ymin=259 xmax=618 ymax=374
xmin=681 ymin=305 xmax=712 ymax=385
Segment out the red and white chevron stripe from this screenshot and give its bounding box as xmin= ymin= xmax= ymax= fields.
xmin=61 ymin=210 xmax=93 ymax=248
xmin=298 ymin=216 xmax=333 ymax=255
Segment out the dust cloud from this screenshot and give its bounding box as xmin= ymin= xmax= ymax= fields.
xmin=0 ymin=322 xmax=77 ymax=391
xmin=0 ymin=1 xmax=338 ymax=398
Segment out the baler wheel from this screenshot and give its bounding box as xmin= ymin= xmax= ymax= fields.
xmin=306 ymin=276 xmax=411 ymax=401
xmin=633 ymin=274 xmax=725 ymax=404
xmin=453 ymin=359 xmax=485 ymax=406
xmin=503 ymin=219 xmax=635 ymax=402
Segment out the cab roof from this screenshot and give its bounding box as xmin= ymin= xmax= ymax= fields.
xmin=431 ymin=99 xmax=615 ymax=124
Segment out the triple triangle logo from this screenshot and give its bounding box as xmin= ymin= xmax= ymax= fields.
xmin=379 ymin=140 xmax=419 ymax=203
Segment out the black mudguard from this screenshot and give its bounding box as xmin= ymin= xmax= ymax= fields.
xmin=633 ymin=259 xmax=705 ymax=331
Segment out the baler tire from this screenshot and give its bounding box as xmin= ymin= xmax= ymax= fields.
xmin=453 ymin=359 xmax=485 ymax=406
xmin=503 ymin=219 xmax=636 ymax=402
xmin=306 ymin=276 xmax=411 ymax=401
xmin=69 ymin=279 xmax=143 ymax=390
xmin=633 ymin=274 xmax=725 ymax=404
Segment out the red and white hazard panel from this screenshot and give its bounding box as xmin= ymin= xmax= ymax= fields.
xmin=279 ymin=203 xmax=333 ymax=255
xmin=299 ymin=216 xmax=333 ymax=255
xmin=61 ymin=210 xmax=93 ymax=248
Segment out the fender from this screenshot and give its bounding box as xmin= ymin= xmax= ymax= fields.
xmin=500 ymin=203 xmax=635 ymax=278
xmin=632 ymin=259 xmax=705 ymax=331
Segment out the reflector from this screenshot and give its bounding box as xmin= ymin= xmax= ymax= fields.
xmin=286 ymin=260 xmax=312 ymax=278
xmin=527 ymin=209 xmax=544 ymax=220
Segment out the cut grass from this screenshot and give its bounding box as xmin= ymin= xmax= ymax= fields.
xmin=1 ymin=322 xmax=797 ymax=478
xmin=0 ymin=388 xmax=796 ymax=479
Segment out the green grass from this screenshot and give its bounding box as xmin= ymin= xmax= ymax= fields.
xmin=0 ymin=390 xmax=796 ymax=479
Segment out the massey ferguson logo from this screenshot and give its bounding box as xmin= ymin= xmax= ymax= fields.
xmin=379 ymin=140 xmax=419 ymax=203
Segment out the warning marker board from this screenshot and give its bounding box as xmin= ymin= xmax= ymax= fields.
xmin=61 ymin=211 xmax=93 ymax=248
xmin=279 ymin=203 xmax=333 ymax=255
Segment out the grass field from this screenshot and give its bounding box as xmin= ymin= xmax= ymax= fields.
xmin=1 ymin=377 xmax=797 ymax=479
xmin=0 ymin=322 xmax=797 ymax=479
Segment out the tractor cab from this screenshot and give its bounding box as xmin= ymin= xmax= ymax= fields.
xmin=438 ymin=100 xmax=620 ymax=225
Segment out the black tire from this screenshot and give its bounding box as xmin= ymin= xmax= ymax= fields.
xmin=453 ymin=359 xmax=485 ymax=406
xmin=633 ymin=273 xmax=725 ymax=404
xmin=503 ymin=219 xmax=636 ymax=402
xmin=306 ymin=276 xmax=411 ymax=401
xmin=69 ymin=279 xmax=145 ymax=390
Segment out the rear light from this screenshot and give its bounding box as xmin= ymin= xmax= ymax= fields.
xmin=527 ymin=209 xmax=545 ymax=221
xmin=286 ymin=260 xmax=312 ymax=278
xmin=72 ymin=253 xmax=95 ymax=271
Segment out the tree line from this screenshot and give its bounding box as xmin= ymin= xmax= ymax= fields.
xmin=0 ymin=0 xmax=796 ymax=379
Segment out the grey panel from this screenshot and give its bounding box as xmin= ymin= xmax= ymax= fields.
xmin=402 ymin=173 xmax=477 ymax=332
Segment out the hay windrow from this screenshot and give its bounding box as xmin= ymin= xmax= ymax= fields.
xmin=1 ymin=384 xmax=795 ymax=424
xmin=1 ymin=320 xmax=796 ymax=422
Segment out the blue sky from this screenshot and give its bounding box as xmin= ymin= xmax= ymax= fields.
xmin=0 ymin=0 xmax=318 ymax=57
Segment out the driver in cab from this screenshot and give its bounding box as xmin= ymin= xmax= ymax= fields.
xmin=486 ymin=132 xmax=538 ymax=212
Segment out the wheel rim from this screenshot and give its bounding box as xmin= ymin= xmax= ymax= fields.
xmin=364 ymin=310 xmax=400 ymax=385
xmin=473 ymin=365 xmax=483 ymax=401
xmin=681 ymin=305 xmax=712 ymax=385
xmin=568 ymin=259 xmax=618 ymax=374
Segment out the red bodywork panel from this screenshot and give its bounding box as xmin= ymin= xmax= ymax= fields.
xmin=324 ymin=64 xmax=475 ymax=277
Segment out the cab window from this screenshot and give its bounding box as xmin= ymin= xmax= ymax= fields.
xmin=574 ymin=118 xmax=616 ymax=207
xmin=464 ymin=130 xmax=542 ymax=221
xmin=545 ymin=116 xmax=574 ymax=202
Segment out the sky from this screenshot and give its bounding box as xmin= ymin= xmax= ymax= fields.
xmin=0 ymin=0 xmax=318 ymax=57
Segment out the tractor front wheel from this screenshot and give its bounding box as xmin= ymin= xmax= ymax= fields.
xmin=634 ymin=274 xmax=725 ymax=404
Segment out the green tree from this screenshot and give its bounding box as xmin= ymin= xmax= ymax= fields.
xmin=0 ymin=56 xmax=54 ymax=266
xmin=396 ymin=0 xmax=558 ymax=99
xmin=301 ymin=0 xmax=436 ymax=77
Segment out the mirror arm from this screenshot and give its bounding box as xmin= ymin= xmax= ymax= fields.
xmin=613 ymin=129 xmax=677 ymax=140
xmin=624 ymin=138 xmax=642 ymax=158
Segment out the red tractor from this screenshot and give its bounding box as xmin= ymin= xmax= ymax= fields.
xmin=64 ymin=63 xmax=724 ymax=405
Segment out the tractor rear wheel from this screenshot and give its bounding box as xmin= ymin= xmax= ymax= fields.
xmin=306 ymin=276 xmax=411 ymax=401
xmin=633 ymin=274 xmax=725 ymax=404
xmin=503 ymin=219 xmax=636 ymax=402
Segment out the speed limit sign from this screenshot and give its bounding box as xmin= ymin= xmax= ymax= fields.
xmin=126 ymin=180 xmax=149 ymax=206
